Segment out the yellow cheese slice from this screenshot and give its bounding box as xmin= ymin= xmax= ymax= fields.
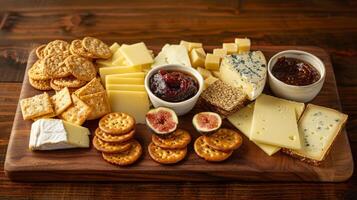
xmin=119 ymin=42 xmax=153 ymax=66
xmin=106 ymin=84 xmax=145 ymax=91
xmin=106 ymin=77 xmax=144 ymax=86
xmin=106 ymin=72 xmax=146 ymax=79
xmin=107 ymin=90 xmax=150 ymax=124
xmin=99 ymin=65 xmax=142 ymax=84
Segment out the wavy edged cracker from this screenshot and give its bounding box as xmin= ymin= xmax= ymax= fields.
xmin=152 ymin=129 xmax=191 ymax=149
xmin=64 ymin=55 xmax=96 ymax=81
xmin=79 ymin=91 xmax=110 ymax=120
xmin=203 ymin=128 xmax=243 ymax=152
xmin=73 ymin=78 xmax=104 ymax=97
xmin=92 ymin=136 xmax=132 ymax=153
xmin=51 ymin=87 xmax=72 ymax=116
xmin=52 ymin=76 xmax=87 ymax=88
xmin=20 ymin=93 xmax=54 ymax=120
xmin=43 ymin=40 xmax=70 ymax=57
xmin=43 ymin=54 xmax=71 ymax=78
xmin=59 ymin=94 xmax=92 ymax=125
xmin=99 ymin=112 xmax=135 ymax=135
xmin=194 ymin=136 xmax=232 ymax=162
xmin=102 ymin=140 xmax=142 ymax=166
xmin=29 ymin=78 xmax=51 ymax=91
xmin=70 ymin=39 xmax=95 ymax=59
xmin=28 ymin=60 xmax=51 ymax=81
xmin=36 ymin=44 xmax=47 ymax=59
xmin=82 ymin=37 xmax=112 ymax=59
xmin=148 ymin=142 xmax=187 ymax=164
xmin=95 ymin=128 xmax=135 ymax=143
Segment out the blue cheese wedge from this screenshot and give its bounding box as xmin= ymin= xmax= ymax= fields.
xmin=283 ymin=104 xmax=348 ymax=165
xmin=220 ymin=51 xmax=267 ymax=100
xmin=29 ymin=119 xmax=90 ymax=150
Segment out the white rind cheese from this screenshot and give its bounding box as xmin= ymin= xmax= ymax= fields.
xmin=220 ymin=51 xmax=267 ymax=100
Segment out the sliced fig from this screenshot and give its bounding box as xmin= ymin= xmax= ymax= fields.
xmin=192 ymin=112 xmax=222 ymax=134
xmin=146 ymin=107 xmax=178 ymax=135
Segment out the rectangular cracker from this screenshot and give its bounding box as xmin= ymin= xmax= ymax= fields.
xmin=73 ymin=78 xmax=104 ymax=97
xmin=79 ymin=91 xmax=111 ymax=120
xmin=51 ymin=87 xmax=72 ymax=116
xmin=20 ymin=92 xmax=54 ymax=120
xmin=60 ymin=94 xmax=92 ymax=125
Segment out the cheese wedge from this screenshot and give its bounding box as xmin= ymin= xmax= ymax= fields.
xmin=106 ymin=84 xmax=145 ymax=91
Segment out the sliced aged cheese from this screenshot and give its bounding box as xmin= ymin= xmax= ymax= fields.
xmin=220 ymin=51 xmax=267 ymax=100
xmin=106 ymin=84 xmax=145 ymax=91
xmin=119 ymin=42 xmax=153 ymax=67
xmin=250 ymin=94 xmax=301 ymax=149
xmin=106 ymin=77 xmax=144 ymax=86
xmin=235 ymin=38 xmax=251 ymax=54
xmin=29 ymin=119 xmax=89 ymax=150
xmin=152 ymin=44 xmax=191 ymax=68
xmin=99 ymin=65 xmax=142 ymax=84
xmin=106 ymin=72 xmax=146 ymax=79
xmin=107 ymin=90 xmax=150 ymax=124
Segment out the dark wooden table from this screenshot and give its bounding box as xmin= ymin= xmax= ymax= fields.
xmin=0 ymin=0 xmax=356 ymax=199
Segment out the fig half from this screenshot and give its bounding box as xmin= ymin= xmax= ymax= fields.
xmin=192 ymin=112 xmax=222 ymax=134
xmin=146 ymin=107 xmax=178 ymax=135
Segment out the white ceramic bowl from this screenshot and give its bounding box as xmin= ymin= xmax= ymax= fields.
xmin=267 ymin=50 xmax=326 ymax=103
xmin=144 ymin=64 xmax=204 ymax=116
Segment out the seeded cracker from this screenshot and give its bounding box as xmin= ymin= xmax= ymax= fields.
xmin=29 ymin=78 xmax=52 ymax=91
xmin=73 ymin=78 xmax=104 ymax=97
xmin=65 ymin=55 xmax=97 ymax=81
xmin=28 ymin=60 xmax=50 ymax=81
xmin=82 ymin=37 xmax=112 ymax=59
xmin=36 ymin=44 xmax=47 ymax=59
xmin=51 ymin=87 xmax=72 ymax=116
xmin=43 ymin=40 xmax=70 ymax=57
xmin=60 ymin=94 xmax=92 ymax=125
xmin=70 ymin=39 xmax=94 ymax=58
xmin=20 ymin=93 xmax=54 ymax=120
xmin=43 ymin=54 xmax=71 ymax=78
xmin=102 ymin=140 xmax=142 ymax=166
xmin=52 ymin=76 xmax=87 ymax=88
xmin=79 ymin=91 xmax=111 ymax=120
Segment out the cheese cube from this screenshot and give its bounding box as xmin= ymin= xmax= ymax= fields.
xmin=106 ymin=77 xmax=144 ymax=86
xmin=213 ymin=48 xmax=227 ymax=58
xmin=188 ymin=42 xmax=203 ymax=52
xmin=106 ymin=84 xmax=145 ymax=91
xmin=205 ymin=53 xmax=220 ymax=70
xmin=250 ymin=94 xmax=302 ymax=149
xmin=222 ymin=43 xmax=238 ymax=54
xmin=190 ymin=48 xmax=206 ymax=68
xmin=99 ymin=66 xmax=142 ymax=84
xmin=179 ymin=40 xmax=190 ymax=51
xmin=197 ymin=67 xmax=212 ymax=79
xmin=194 ymin=47 xmax=206 ymax=56
xmin=235 ymin=38 xmax=251 ymax=54
xmin=119 ymin=42 xmax=153 ymax=67
xmin=107 ymin=72 xmax=146 ymax=79
xmin=107 ymin=90 xmax=150 ymax=124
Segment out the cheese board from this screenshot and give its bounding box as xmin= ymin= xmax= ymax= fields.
xmin=4 ymin=44 xmax=353 ymax=182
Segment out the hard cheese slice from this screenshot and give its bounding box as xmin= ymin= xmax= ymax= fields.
xmin=107 ymin=72 xmax=146 ymax=79
xmin=119 ymin=42 xmax=153 ymax=67
xmin=250 ymin=94 xmax=301 ymax=149
xmin=106 ymin=84 xmax=145 ymax=91
xmin=99 ymin=65 xmax=142 ymax=84
xmin=107 ymin=90 xmax=150 ymax=124
xmin=106 ymin=77 xmax=144 ymax=86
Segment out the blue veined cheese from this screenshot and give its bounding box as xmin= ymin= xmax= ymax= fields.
xmin=220 ymin=51 xmax=267 ymax=100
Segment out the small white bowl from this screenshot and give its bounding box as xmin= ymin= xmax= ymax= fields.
xmin=144 ymin=64 xmax=204 ymax=116
xmin=267 ymin=50 xmax=326 ymax=103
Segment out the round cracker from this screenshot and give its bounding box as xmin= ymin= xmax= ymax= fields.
xmin=152 ymin=129 xmax=191 ymax=149
xmin=203 ymin=128 xmax=242 ymax=152
xmin=36 ymin=44 xmax=47 ymax=59
xmin=92 ymin=136 xmax=132 ymax=153
xmin=82 ymin=37 xmax=112 ymax=59
xmin=28 ymin=60 xmax=51 ymax=80
xmin=194 ymin=136 xmax=232 ymax=162
xmin=29 ymin=78 xmax=51 ymax=90
xmin=52 ymin=75 xmax=87 ymax=88
xmin=43 ymin=54 xmax=71 ymax=78
xmin=95 ymin=128 xmax=135 ymax=143
xmin=70 ymin=39 xmax=95 ymax=58
xmin=64 ymin=55 xmax=96 ymax=81
xmin=148 ymin=142 xmax=187 ymax=164
xmin=99 ymin=112 xmax=135 ymax=135
xmin=102 ymin=140 xmax=142 ymax=166
xmin=43 ymin=40 xmax=70 ymax=57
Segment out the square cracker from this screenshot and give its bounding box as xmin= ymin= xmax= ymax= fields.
xmin=20 ymin=92 xmax=54 ymax=120
xmin=73 ymin=77 xmax=104 ymax=97
xmin=80 ymin=91 xmax=111 ymax=120
xmin=60 ymin=94 xmax=92 ymax=125
xmin=51 ymin=87 xmax=72 ymax=116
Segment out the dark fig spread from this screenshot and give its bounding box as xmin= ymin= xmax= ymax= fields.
xmin=272 ymin=57 xmax=320 ymax=86
xmin=149 ymin=69 xmax=198 ymax=102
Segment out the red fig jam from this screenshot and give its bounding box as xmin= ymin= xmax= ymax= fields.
xmin=149 ymin=70 xmax=198 ymax=102
xmin=272 ymin=57 xmax=320 ymax=86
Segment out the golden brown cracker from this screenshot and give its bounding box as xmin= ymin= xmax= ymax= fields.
xmin=148 ymin=142 xmax=187 ymax=164
xmin=79 ymin=91 xmax=111 ymax=120
xmin=50 ymin=87 xmax=72 ymax=116
xmin=65 ymin=55 xmax=97 ymax=81
xmin=82 ymin=37 xmax=112 ymax=59
xmin=43 ymin=40 xmax=70 ymax=57
xmin=102 ymin=140 xmax=142 ymax=166
xmin=59 ymin=94 xmax=92 ymax=125
xmin=194 ymin=136 xmax=232 ymax=162
xmin=92 ymin=136 xmax=132 ymax=153
xmin=70 ymin=39 xmax=95 ymax=58
xmin=52 ymin=76 xmax=87 ymax=88
xmin=203 ymin=128 xmax=242 ymax=152
xmin=43 ymin=54 xmax=71 ymax=78
xmin=20 ymin=93 xmax=54 ymax=120
xmin=73 ymin=78 xmax=104 ymax=97
xmin=29 ymin=78 xmax=52 ymax=91
xmin=151 ymin=129 xmax=191 ymax=149
xmin=28 ymin=60 xmax=50 ymax=81
xmin=95 ymin=128 xmax=135 ymax=143
xmin=99 ymin=112 xmax=135 ymax=135
xmin=36 ymin=44 xmax=47 ymax=59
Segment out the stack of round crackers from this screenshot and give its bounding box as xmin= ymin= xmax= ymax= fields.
xmin=93 ymin=112 xmax=142 ymax=166
xmin=148 ymin=129 xmax=191 ymax=164
xmin=29 ymin=37 xmax=112 ymax=91
xmin=194 ymin=128 xmax=243 ymax=162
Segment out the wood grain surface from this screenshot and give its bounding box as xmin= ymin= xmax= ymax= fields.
xmin=4 ymin=46 xmax=353 ymax=182
xmin=0 ymin=0 xmax=357 ymax=199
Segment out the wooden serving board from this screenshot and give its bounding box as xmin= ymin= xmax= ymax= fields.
xmin=4 ymin=46 xmax=354 ymax=182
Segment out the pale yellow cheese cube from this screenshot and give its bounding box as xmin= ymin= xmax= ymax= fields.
xmin=99 ymin=66 xmax=142 ymax=84
xmin=213 ymin=48 xmax=227 ymax=58
xmin=188 ymin=42 xmax=203 ymax=52
xmin=205 ymin=53 xmax=220 ymax=70
xmin=190 ymin=48 xmax=206 ymax=68
xmin=222 ymin=43 xmax=238 ymax=54
xmin=197 ymin=67 xmax=212 ymax=79
xmin=106 ymin=84 xmax=145 ymax=91
xmin=235 ymin=38 xmax=251 ymax=54
xmin=194 ymin=47 xmax=206 ymax=56
xmin=106 ymin=77 xmax=144 ymax=86
xmin=107 ymin=90 xmax=150 ymax=124
xmin=179 ymin=40 xmax=190 ymax=51
xmin=119 ymin=42 xmax=153 ymax=66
